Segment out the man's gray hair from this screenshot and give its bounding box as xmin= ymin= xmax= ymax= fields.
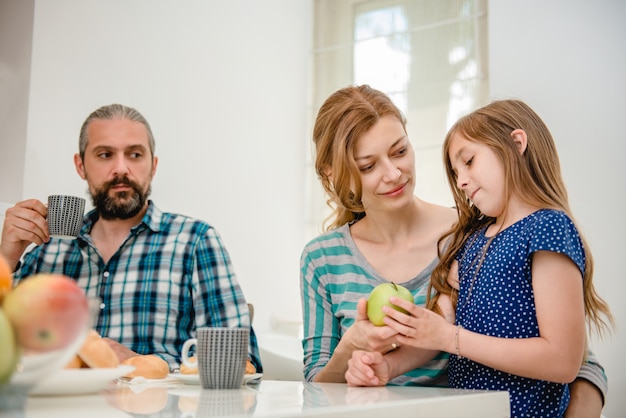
xmin=78 ymin=104 xmax=155 ymax=159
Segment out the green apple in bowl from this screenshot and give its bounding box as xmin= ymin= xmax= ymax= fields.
xmin=366 ymin=282 xmax=414 ymax=326
xmin=0 ymin=309 xmax=19 ymax=384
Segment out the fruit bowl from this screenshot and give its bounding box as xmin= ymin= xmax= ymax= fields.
xmin=8 ymin=297 xmax=101 ymax=387
xmin=0 ymin=275 xmax=101 ymax=411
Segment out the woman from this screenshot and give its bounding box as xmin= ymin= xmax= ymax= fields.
xmin=300 ymin=85 xmax=607 ymax=415
xmin=301 ymin=84 xmax=455 ymax=385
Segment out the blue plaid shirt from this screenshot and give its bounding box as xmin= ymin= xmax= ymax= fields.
xmin=15 ymin=201 xmax=262 ymax=372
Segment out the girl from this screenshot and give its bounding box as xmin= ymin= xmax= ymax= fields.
xmin=344 ymin=99 xmax=613 ymax=417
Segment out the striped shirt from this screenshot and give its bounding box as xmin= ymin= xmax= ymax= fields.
xmin=15 ymin=201 xmax=262 ymax=371
xmin=300 ymin=223 xmax=449 ymax=386
xmin=300 ymin=223 xmax=608 ymax=398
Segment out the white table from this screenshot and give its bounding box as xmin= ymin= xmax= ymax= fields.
xmin=21 ymin=379 xmax=510 ymax=418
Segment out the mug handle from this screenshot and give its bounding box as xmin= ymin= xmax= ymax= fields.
xmin=181 ymin=338 xmax=198 ymax=368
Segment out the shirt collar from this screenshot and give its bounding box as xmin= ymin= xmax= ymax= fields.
xmin=79 ymin=200 xmax=163 ymax=239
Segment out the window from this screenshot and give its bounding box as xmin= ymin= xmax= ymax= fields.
xmin=307 ymin=0 xmax=488 ymax=238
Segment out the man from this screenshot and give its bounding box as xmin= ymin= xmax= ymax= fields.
xmin=0 ymin=104 xmax=262 ymax=372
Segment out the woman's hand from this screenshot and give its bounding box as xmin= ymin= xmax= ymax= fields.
xmin=345 ymin=350 xmax=389 ymax=387
xmin=343 ymin=298 xmax=401 ymax=354
xmin=313 ymin=297 xmax=401 ymax=383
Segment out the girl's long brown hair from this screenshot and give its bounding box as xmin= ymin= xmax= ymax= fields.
xmin=428 ymin=99 xmax=614 ymax=338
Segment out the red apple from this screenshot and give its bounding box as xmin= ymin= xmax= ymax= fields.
xmin=3 ymin=274 xmax=89 ymax=352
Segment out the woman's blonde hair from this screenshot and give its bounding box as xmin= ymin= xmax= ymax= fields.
xmin=312 ymin=85 xmax=406 ymax=231
xmin=428 ymin=99 xmax=613 ymax=337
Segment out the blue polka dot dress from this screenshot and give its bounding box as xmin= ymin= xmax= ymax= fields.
xmin=449 ymin=209 xmax=585 ymax=418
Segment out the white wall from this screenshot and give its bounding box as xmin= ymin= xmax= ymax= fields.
xmin=7 ymin=0 xmax=312 ymax=338
xmin=490 ymin=2 xmax=626 ymax=416
xmin=1 ymin=0 xmax=624 ymax=415
xmin=0 ymin=0 xmax=32 ymax=203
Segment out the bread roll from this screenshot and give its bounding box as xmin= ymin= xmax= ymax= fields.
xmin=78 ymin=329 xmax=120 ymax=368
xmin=121 ymin=355 xmax=170 ymax=379
xmin=180 ymin=356 xmax=198 ymax=375
xmin=64 ymin=354 xmax=87 ymax=369
xmin=245 ymin=359 xmax=256 ymax=374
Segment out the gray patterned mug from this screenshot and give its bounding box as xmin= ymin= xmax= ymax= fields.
xmin=47 ymin=195 xmax=85 ymax=239
xmin=181 ymin=327 xmax=249 ymax=389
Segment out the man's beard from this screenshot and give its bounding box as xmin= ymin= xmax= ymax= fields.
xmin=90 ymin=176 xmax=150 ymax=220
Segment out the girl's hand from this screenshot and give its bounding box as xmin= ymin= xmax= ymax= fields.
xmin=381 ymin=297 xmax=455 ymax=353
xmin=345 ymin=350 xmax=389 ymax=386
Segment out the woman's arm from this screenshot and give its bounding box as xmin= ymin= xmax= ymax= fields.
xmin=566 ymin=378 xmax=604 ymax=418
xmin=311 ymin=299 xmax=401 ymax=382
xmin=345 ymin=344 xmax=441 ymax=386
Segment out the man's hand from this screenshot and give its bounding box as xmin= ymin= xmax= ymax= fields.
xmin=0 ymin=199 xmax=49 ymax=270
xmin=103 ymin=338 xmax=139 ymax=363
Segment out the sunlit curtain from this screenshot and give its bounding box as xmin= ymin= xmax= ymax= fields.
xmin=307 ymin=0 xmax=488 ymax=238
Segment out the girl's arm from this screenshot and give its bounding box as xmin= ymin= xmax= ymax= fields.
xmin=385 ymin=251 xmax=586 ymax=383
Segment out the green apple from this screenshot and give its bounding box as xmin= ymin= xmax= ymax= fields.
xmin=0 ymin=307 xmax=19 ymax=383
xmin=366 ymin=282 xmax=414 ymax=326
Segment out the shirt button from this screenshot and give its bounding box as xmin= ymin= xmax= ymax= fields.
xmin=103 ymin=271 xmax=110 ymax=278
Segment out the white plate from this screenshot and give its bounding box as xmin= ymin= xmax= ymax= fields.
xmin=30 ymin=365 xmax=135 ymax=396
xmin=168 ymin=372 xmax=263 ymax=385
